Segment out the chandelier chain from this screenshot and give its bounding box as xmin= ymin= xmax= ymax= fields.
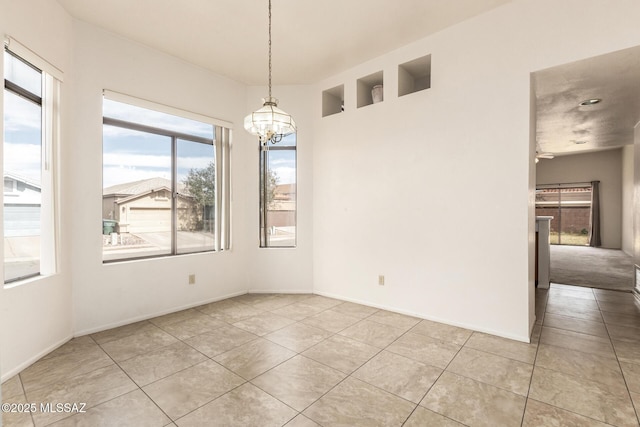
xmin=268 ymin=0 xmax=272 ymax=99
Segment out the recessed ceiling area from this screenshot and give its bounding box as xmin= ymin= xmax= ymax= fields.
xmin=534 ymin=45 xmax=640 ymax=156
xmin=55 ymin=0 xmax=512 ymax=85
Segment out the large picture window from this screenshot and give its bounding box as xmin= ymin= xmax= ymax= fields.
xmin=259 ymin=134 xmax=296 ymax=247
xmin=102 ymin=94 xmax=230 ymax=262
xmin=3 ymin=46 xmax=59 ymax=284
xmin=535 ymin=184 xmax=592 ymax=246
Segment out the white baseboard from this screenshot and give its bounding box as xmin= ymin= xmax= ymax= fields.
xmin=313 ymin=290 xmax=531 ymax=343
xmin=246 ymin=289 xmax=313 ymax=294
xmin=1 ymin=334 xmax=73 ymax=383
xmin=74 ymin=290 xmax=247 ymax=337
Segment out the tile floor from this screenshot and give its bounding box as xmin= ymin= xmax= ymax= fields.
xmin=2 ymin=285 xmax=640 ymax=426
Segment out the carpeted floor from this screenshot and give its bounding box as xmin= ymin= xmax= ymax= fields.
xmin=549 ymin=245 xmax=635 ymax=292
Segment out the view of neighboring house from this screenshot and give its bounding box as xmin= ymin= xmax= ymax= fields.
xmin=3 ymin=173 xmax=41 ymax=237
xmin=102 ymin=177 xmax=203 ymax=234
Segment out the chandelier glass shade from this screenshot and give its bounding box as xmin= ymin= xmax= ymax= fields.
xmin=244 ymin=0 xmax=296 ymax=144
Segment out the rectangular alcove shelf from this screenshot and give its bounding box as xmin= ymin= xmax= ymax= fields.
xmin=398 ymin=54 xmax=431 ymax=97
xmin=322 ymin=85 xmax=344 ymax=117
xmin=357 ymin=71 xmax=384 ymax=108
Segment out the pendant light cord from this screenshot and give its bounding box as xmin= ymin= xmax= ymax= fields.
xmin=268 ymin=0 xmax=272 ymax=100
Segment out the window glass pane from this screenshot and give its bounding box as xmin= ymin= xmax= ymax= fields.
xmin=102 ymin=125 xmax=172 ymax=261
xmin=4 ymin=52 xmax=41 ymax=97
xmin=103 ymin=99 xmax=212 ymax=140
xmin=559 ymin=187 xmax=591 ymax=246
xmin=261 ymin=135 xmax=296 ymax=247
xmin=3 ymin=89 xmax=42 ymax=282
xmin=177 ymin=138 xmax=215 ymax=254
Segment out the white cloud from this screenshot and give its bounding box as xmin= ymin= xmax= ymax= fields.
xmin=273 ymin=166 xmax=296 ymax=184
xmin=3 ymin=142 xmax=41 ymax=182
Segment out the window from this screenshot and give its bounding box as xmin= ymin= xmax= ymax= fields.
xmin=102 ymin=93 xmax=231 ymax=262
xmin=535 ymin=185 xmax=592 ymax=246
xmin=3 ymin=46 xmax=59 ymax=284
xmin=259 ymin=133 xmax=296 ymax=247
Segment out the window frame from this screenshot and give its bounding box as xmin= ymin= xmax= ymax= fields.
xmin=3 ymin=46 xmax=60 ymax=285
xmin=259 ymin=136 xmax=297 ymax=248
xmin=101 ymin=93 xmax=231 ymax=263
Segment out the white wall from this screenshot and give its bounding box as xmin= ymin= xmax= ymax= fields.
xmin=0 ymin=0 xmax=74 ymax=380
xmin=622 ymin=144 xmax=634 ymax=256
xmin=70 ymin=21 xmax=254 ymax=335
xmin=537 ymin=149 xmax=624 ymax=249
xmin=635 ymin=123 xmax=640 ymax=263
xmin=311 ymin=0 xmax=640 ymax=341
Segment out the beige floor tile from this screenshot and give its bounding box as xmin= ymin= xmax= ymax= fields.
xmin=593 ymin=288 xmax=633 ymax=301
xmin=100 ymin=328 xmax=178 ymax=362
xmin=251 ymin=296 xmax=297 ymax=312
xmin=465 ymin=332 xmax=537 ymax=364
xmin=531 ymin=324 xmax=542 ymax=344
xmin=194 ymin=297 xmax=239 ymax=312
xmin=284 ymin=414 xmax=320 ymax=427
xmin=543 ymin=313 xmax=609 ymax=337
xmin=598 ymin=300 xmax=640 ymax=315
xmin=410 ymin=320 xmax=473 ymax=346
xmin=269 ymin=302 xmax=326 ymax=321
xmin=621 ymin=362 xmax=640 ymax=394
xmin=251 ymin=355 xmax=346 ymax=411
xmin=2 ymin=375 xmax=25 ymax=400
xmin=213 ymin=338 xmax=296 ymax=380
xmin=607 ymin=324 xmax=640 ymax=343
xmin=143 ymin=359 xmax=245 ymax=420
xmin=90 ymin=320 xmax=158 ymax=345
xmin=404 ymin=406 xmax=465 ymax=427
xmin=158 ymin=314 xmax=225 ymax=340
xmin=301 ymin=309 xmax=361 ymax=333
xmin=420 ymin=372 xmax=526 ymax=427
xmin=529 ymin=365 xmax=638 ymax=427
xmin=232 ymin=312 xmax=296 ymax=336
xmin=149 ymin=308 xmax=203 ymax=328
xmin=330 ymin=302 xmax=378 ymax=319
xmin=303 ymin=377 xmax=415 ymax=427
xmin=352 ymin=350 xmax=441 ymax=403
xmin=367 ymin=310 xmax=421 ymax=331
xmin=264 ymin=323 xmax=332 ymax=352
xmin=27 ymin=365 xmax=137 ymax=426
xmin=208 ymin=303 xmax=264 ymax=323
xmin=602 ymin=310 xmax=640 ymax=327
xmin=446 ymin=347 xmax=533 ymax=396
xmin=20 ymin=345 xmax=114 ymax=393
xmin=49 ymin=389 xmax=170 ymax=427
xmin=545 ymin=303 xmax=604 ymax=322
xmin=300 ymin=295 xmax=344 ymax=309
xmin=41 ymin=336 xmax=99 ymax=360
xmin=338 ymin=319 xmax=406 ymax=348
xmin=548 ymin=287 xmax=596 ymax=300
xmin=302 ymin=335 xmax=380 ymax=375
xmin=535 ymin=344 xmax=626 ymax=391
xmin=1 ymin=395 xmax=35 ymax=427
xmin=546 ymin=296 xmax=600 ymax=312
xmin=540 ymin=327 xmax=616 ymax=359
xmin=183 ymin=325 xmax=257 ymax=357
xmin=175 ymin=383 xmax=297 ymax=427
xmin=614 ymin=339 xmax=640 ymax=365
xmin=631 ymin=391 xmax=640 ymax=417
xmin=522 ymin=398 xmax=613 ymax=426
xmin=386 ymin=332 xmax=460 ymax=369
xmin=231 ymin=293 xmax=280 ymax=305
xmin=118 ymin=341 xmax=208 ymax=386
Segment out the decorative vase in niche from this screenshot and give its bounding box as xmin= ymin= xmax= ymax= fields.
xmin=371 ymin=85 xmax=383 ymax=103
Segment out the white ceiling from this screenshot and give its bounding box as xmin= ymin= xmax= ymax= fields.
xmin=55 ymin=0 xmax=512 ymax=85
xmin=534 ymin=45 xmax=640 ymax=156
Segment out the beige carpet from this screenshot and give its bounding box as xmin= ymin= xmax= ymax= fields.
xmin=549 ymin=245 xmax=635 ymax=292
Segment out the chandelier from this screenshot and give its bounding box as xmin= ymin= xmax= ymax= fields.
xmin=244 ymin=0 xmax=296 ymax=144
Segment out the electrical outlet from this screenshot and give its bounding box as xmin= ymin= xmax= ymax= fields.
xmin=378 ymin=275 xmax=385 ymax=286
xmin=188 ymin=274 xmax=196 ymax=285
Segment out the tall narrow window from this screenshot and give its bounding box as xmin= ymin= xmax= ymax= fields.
xmin=3 ymin=47 xmax=58 ymax=284
xmin=259 ymin=133 xmax=296 ymax=247
xmin=102 ymin=94 xmax=230 ymax=262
